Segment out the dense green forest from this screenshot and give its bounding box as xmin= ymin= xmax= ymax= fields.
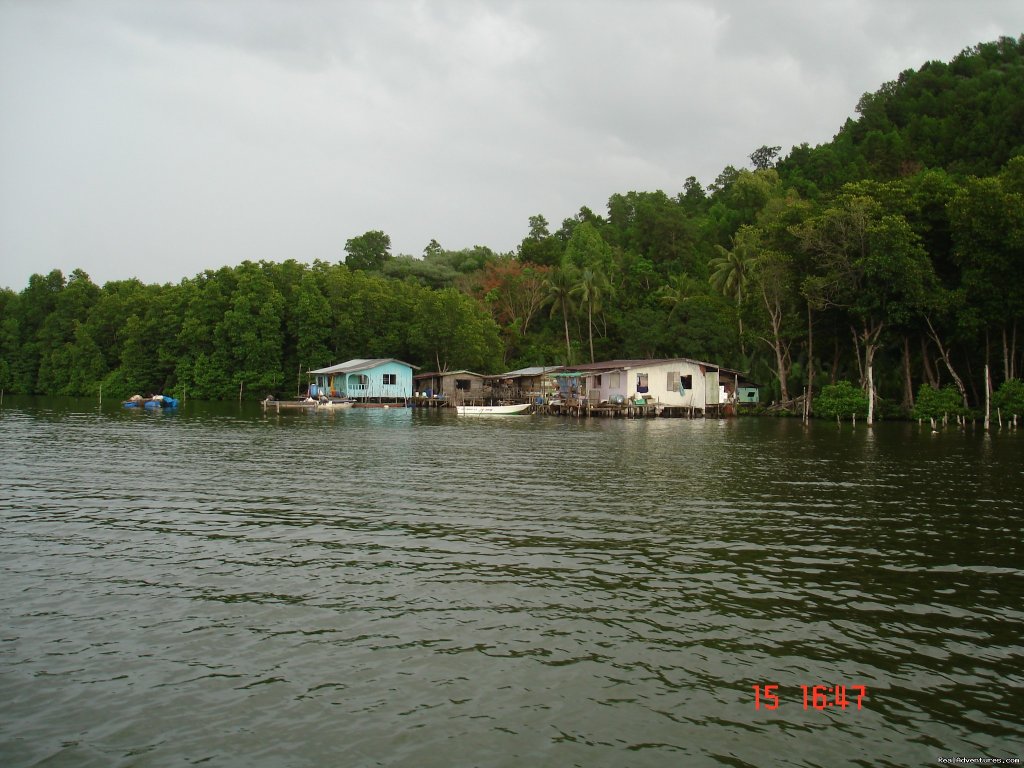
xmin=2 ymin=36 xmax=1023 ymax=418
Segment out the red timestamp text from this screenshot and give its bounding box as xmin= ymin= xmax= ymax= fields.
xmin=752 ymin=684 xmax=867 ymax=710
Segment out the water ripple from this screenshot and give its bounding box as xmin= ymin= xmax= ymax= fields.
xmin=1 ymin=400 xmax=1022 ymax=766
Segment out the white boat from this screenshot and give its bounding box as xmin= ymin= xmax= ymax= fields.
xmin=456 ymin=402 xmax=532 ymax=415
xmin=317 ymin=398 xmax=354 ymax=409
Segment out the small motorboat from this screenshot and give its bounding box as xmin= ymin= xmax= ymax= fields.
xmin=455 ymin=402 xmax=531 ymax=415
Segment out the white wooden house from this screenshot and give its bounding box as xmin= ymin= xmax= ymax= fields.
xmin=567 ymin=358 xmax=748 ymax=412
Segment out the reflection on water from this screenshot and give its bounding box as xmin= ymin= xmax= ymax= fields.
xmin=1 ymin=397 xmax=1022 ymax=766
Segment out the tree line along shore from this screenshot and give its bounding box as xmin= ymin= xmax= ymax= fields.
xmin=1 ymin=36 xmax=1023 ymax=424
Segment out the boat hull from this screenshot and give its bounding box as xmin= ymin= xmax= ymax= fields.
xmin=456 ymin=403 xmax=531 ymax=415
xmin=124 ymin=396 xmax=178 ymax=409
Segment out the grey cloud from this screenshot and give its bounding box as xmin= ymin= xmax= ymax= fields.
xmin=1 ymin=0 xmax=1022 ymax=289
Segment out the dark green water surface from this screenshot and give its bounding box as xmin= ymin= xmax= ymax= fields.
xmin=1 ymin=398 xmax=1022 ymax=767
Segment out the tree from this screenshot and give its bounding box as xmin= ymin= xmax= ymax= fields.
xmin=62 ymin=322 xmax=106 ymax=397
xmin=758 ymin=188 xmax=816 ymax=409
xmin=408 ymin=288 xmax=502 ymax=373
xmin=423 ymin=238 xmax=443 ymax=259
xmin=118 ymin=313 xmax=156 ymax=395
xmin=215 ymin=264 xmax=286 ymax=397
xmin=293 ymin=272 xmax=333 ymax=372
xmin=543 ymin=266 xmax=578 ymax=365
xmin=707 ymin=169 xmax=784 ymax=243
xmin=571 ymin=267 xmax=611 ymax=363
xmin=0 ymin=288 xmax=17 ymax=392
xmin=992 ymin=378 xmax=1024 ymax=424
xmin=382 ymin=255 xmax=459 ymax=289
xmin=518 ymin=214 xmax=563 ymax=266
xmin=749 ymin=248 xmax=799 ymax=403
xmin=344 ymin=230 xmax=392 ymax=272
xmin=36 ymin=269 xmax=99 ymax=394
xmin=948 ymin=170 xmax=1024 ymax=384
xmin=563 ymin=221 xmax=615 ymax=274
xmin=815 ymin=380 xmax=869 ymax=424
xmin=471 ymin=258 xmax=550 ymax=337
xmin=749 ymin=145 xmax=782 ymax=171
xmin=709 ymin=225 xmax=757 ymax=356
xmin=778 ymin=37 xmax=1024 ymax=189
xmin=912 ymin=383 xmax=969 ymax=428
xmin=605 ymin=190 xmax=696 ymax=270
xmin=657 ymin=272 xmax=698 ymax=320
xmin=798 ymin=192 xmax=937 ymax=423
xmin=615 ymin=305 xmax=670 ymax=359
xmin=11 ymin=270 xmax=66 ymax=393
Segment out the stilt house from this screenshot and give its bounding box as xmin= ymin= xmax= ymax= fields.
xmin=308 ymin=359 xmax=418 ymax=403
xmin=413 ymin=370 xmax=488 ymax=400
xmin=566 ymin=358 xmax=753 ymax=413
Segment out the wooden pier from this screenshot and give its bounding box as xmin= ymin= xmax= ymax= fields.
xmin=262 ymin=398 xmax=318 ymax=412
xmin=262 ymin=397 xmax=356 ymax=412
xmin=537 ymin=399 xmax=691 ymax=418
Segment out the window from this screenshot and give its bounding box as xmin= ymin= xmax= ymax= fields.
xmin=455 ymin=379 xmax=471 ymax=390
xmin=667 ymin=372 xmax=679 ymax=389
xmin=382 ymin=373 xmax=397 ymax=386
xmin=594 ymin=374 xmax=602 ymax=387
xmin=636 ymin=373 xmax=649 ymax=393
xmin=680 ymin=375 xmax=693 ymax=391
xmin=609 ymin=372 xmax=621 ymax=388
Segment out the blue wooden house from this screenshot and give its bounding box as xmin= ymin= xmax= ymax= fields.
xmin=308 ymin=359 xmax=418 ymax=404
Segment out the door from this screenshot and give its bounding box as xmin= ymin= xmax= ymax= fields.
xmin=705 ymin=369 xmax=719 ymax=405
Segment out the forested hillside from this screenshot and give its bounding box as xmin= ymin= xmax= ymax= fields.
xmin=2 ymin=36 xmax=1023 ymax=416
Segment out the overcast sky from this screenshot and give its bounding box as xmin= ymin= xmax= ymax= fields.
xmin=1 ymin=1 xmax=1022 ymax=290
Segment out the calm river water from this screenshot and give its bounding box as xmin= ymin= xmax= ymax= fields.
xmin=1 ymin=398 xmax=1022 ymax=767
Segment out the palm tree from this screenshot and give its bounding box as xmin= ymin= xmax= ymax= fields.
xmin=544 ymin=267 xmax=577 ymax=365
xmin=657 ymin=272 xmax=696 ymax=321
xmin=709 ymin=225 xmax=758 ymax=356
xmin=571 ymin=267 xmax=611 ymax=363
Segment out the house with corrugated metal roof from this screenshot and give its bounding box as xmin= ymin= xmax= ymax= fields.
xmin=564 ymin=358 xmax=753 ymax=414
xmin=485 ymin=365 xmax=564 ymax=401
xmin=412 ymin=370 xmax=488 ymax=400
xmin=308 ymin=358 xmax=418 ymax=403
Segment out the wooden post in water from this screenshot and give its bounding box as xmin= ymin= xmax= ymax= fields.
xmin=866 ymin=364 xmax=874 ymax=426
xmin=239 ymin=381 xmax=244 ymax=402
xmin=99 ymin=384 xmax=103 ymax=407
xmin=984 ymin=363 xmax=991 ymax=431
